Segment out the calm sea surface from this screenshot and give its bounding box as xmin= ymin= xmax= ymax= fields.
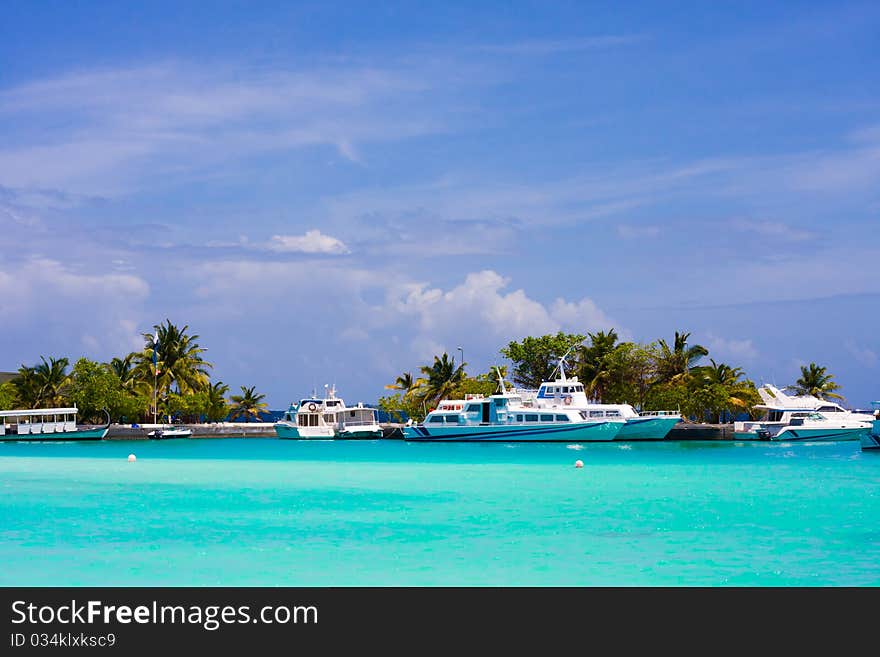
xmin=1 ymin=438 xmax=878 ymax=586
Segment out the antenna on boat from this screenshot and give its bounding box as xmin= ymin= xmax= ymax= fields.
xmin=549 ymin=339 xmax=585 ymax=382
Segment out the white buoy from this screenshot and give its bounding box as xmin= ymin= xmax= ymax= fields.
xmin=128 ymin=454 xmax=136 ymax=462
xmin=574 ymin=459 xmax=584 ymax=468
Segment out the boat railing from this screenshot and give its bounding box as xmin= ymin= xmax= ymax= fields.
xmin=339 ymin=417 xmax=380 ymax=428
xmin=638 ymin=410 xmax=680 ymax=418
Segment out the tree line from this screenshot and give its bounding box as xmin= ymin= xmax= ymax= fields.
xmin=379 ymin=329 xmax=845 ymax=423
xmin=0 ymin=320 xmax=270 ymax=424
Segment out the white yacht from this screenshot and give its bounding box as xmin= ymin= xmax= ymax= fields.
xmin=734 ymin=384 xmax=872 ymax=441
xmin=274 ymin=385 xmax=382 ymax=439
xmin=524 ymin=357 xmax=681 ymax=440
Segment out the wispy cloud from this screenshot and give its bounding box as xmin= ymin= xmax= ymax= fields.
xmin=475 ymin=35 xmax=643 ymax=55
xmin=268 ymin=230 xmax=350 ymax=255
xmin=617 ymin=224 xmax=661 ymax=239
xmin=730 ymin=219 xmax=815 ymax=242
xmin=0 ymin=61 xmax=459 ymax=196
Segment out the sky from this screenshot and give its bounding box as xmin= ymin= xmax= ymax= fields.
xmin=1 ymin=1 xmax=878 ymax=408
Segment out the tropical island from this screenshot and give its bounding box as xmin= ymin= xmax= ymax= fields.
xmin=0 ymin=322 xmax=847 ymax=434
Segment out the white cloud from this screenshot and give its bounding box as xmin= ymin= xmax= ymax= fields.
xmin=388 ymin=270 xmax=619 ymax=355
xmin=845 ymin=340 xmax=878 ymax=367
xmin=267 ymin=230 xmax=350 ymax=255
xmin=476 ymin=35 xmax=643 ymax=55
xmin=0 ymin=258 xmax=149 ymax=363
xmin=730 ymin=219 xmax=815 ymax=241
xmin=0 ymin=62 xmax=454 ymax=196
xmin=706 ymin=333 xmax=759 ymax=363
xmin=616 ymin=224 xmax=661 ymax=239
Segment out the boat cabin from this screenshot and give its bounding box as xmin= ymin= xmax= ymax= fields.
xmin=0 ymin=407 xmax=79 ymax=436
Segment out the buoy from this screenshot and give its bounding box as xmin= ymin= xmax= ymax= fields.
xmin=574 ymin=460 xmax=583 ymax=468
xmin=128 ymin=454 xmax=136 ymax=462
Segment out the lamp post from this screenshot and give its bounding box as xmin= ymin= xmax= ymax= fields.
xmin=457 ymin=346 xmax=464 ymax=371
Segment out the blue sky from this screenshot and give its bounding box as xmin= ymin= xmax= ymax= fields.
xmin=1 ymin=1 xmax=878 ymax=408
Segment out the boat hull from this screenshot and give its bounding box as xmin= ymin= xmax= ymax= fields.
xmin=616 ymin=416 xmax=680 ymax=440
xmin=403 ymin=420 xmax=622 ymax=442
xmin=0 ymin=427 xmax=108 ymax=441
xmin=862 ymin=422 xmax=880 ymax=450
xmin=338 ymin=428 xmax=383 ymax=439
xmin=770 ymin=427 xmax=867 ymax=442
xmin=148 ymin=430 xmax=192 ymax=439
xmin=274 ymin=422 xmax=335 ymax=439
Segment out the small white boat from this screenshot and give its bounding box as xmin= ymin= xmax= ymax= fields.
xmin=275 ymin=385 xmax=382 ymax=439
xmin=148 ymin=426 xmax=193 ymax=439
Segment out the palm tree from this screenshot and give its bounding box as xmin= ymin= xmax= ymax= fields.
xmin=698 ymin=359 xmax=745 ymax=387
xmin=136 ymin=320 xmax=213 ymax=413
xmin=656 ymin=331 xmax=708 ymax=382
xmin=228 ymin=386 xmax=268 ymax=422
xmin=384 ymin=372 xmax=424 ymax=398
xmin=108 ymin=353 xmax=147 ymax=393
xmin=12 ymin=365 xmax=41 ymax=408
xmin=419 ymin=353 xmax=466 ymax=406
xmin=578 ymin=330 xmax=618 ymax=401
xmin=790 ymin=363 xmax=844 ymax=400
xmin=15 ymin=356 xmax=71 ymax=407
xmin=204 ymin=381 xmax=231 ymax=422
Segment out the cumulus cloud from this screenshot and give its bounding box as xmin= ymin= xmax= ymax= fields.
xmin=267 ymin=230 xmax=350 ymax=255
xmin=387 ymin=270 xmax=619 ymax=358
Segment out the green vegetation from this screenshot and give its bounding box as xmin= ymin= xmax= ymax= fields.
xmin=791 ymin=362 xmax=843 ymax=400
xmin=384 ymin=329 xmax=779 ymax=424
xmin=2 ymin=320 xmax=263 ymax=424
xmin=228 ymin=386 xmax=269 ymax=422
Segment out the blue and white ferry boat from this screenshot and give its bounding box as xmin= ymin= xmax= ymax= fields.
xmin=403 ymin=371 xmax=624 ymax=442
xmin=524 ymin=355 xmax=681 ymax=440
xmin=861 ymin=402 xmax=880 ymax=451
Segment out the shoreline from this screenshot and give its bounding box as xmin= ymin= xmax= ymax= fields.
xmin=101 ymin=421 xmax=736 ymax=441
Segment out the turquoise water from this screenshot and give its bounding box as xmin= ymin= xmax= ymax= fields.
xmin=1 ymin=438 xmax=879 ymax=586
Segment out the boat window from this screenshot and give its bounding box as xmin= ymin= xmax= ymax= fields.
xmin=555 ymin=414 xmax=568 ymax=422
xmin=540 ymin=414 xmax=553 ymax=422
xmin=428 ymin=416 xmax=445 ymax=424
xmin=768 ymin=410 xmax=783 ymax=422
xmin=589 ymin=410 xmax=604 ymax=417
xmin=464 ymin=404 xmax=479 ymax=413
xmin=818 ymin=406 xmax=838 ymax=412
xmin=349 ymin=410 xmax=356 ymax=417
xmin=444 ymin=415 xmax=459 ymax=423
xmin=516 ymin=414 xmax=523 ymax=422
xmin=525 ymin=414 xmax=538 ymax=422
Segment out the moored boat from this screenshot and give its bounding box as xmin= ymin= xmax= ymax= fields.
xmin=734 ymin=384 xmax=871 ymax=441
xmin=403 ymin=370 xmax=624 ymax=442
xmin=525 ymin=354 xmax=681 ymax=440
xmin=274 ymin=385 xmax=382 ymax=439
xmin=0 ymin=406 xmax=109 ymax=441
xmin=148 ymin=427 xmax=193 ymax=439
